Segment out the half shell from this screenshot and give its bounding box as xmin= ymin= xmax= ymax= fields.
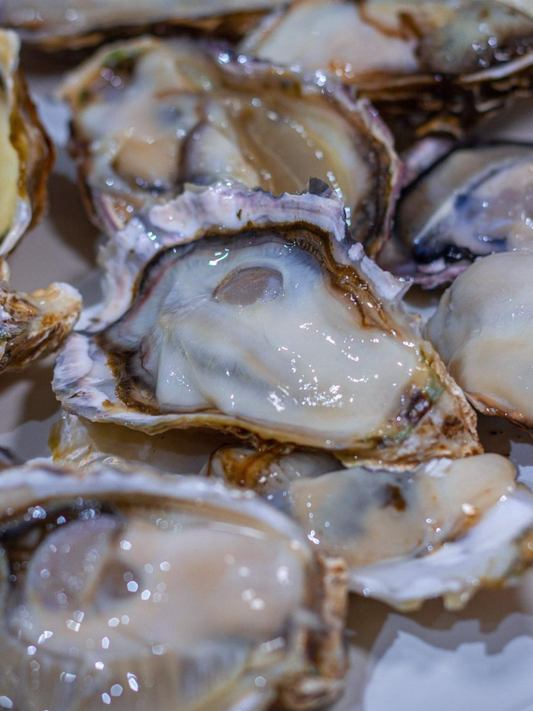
xmin=205 ymin=446 xmax=533 ymax=610
xmin=59 ymin=37 xmax=401 ymax=255
xmin=0 ymin=459 xmax=348 ymax=710
xmin=54 ymin=184 xmax=481 ymax=467
xmin=242 ymin=0 xmax=533 ymax=148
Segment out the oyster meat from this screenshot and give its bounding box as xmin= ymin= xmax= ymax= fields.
xmin=205 ymin=446 xmax=533 ymax=610
xmin=0 ymin=30 xmax=82 ymax=372
xmin=0 ymin=460 xmax=348 ymax=710
xmin=427 ymin=251 xmax=533 ymax=426
xmin=60 ymin=37 xmax=400 ymax=254
xmin=242 ymin=0 xmax=533 ymax=148
xmin=54 ymin=184 xmax=481 ymax=467
xmin=393 ymin=142 xmax=533 ymax=287
xmin=0 ymin=0 xmax=294 ymax=50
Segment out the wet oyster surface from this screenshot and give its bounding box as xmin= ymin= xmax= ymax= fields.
xmin=53 ymin=185 xmax=481 ymax=465
xmin=60 ymin=37 xmax=399 ymax=253
xmin=0 ymin=461 xmax=347 ymax=711
xmin=427 ymin=251 xmax=533 ymax=427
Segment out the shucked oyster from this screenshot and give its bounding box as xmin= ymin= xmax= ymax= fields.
xmin=242 ymin=0 xmax=533 ymax=148
xmin=427 ymin=251 xmax=533 ymax=427
xmin=393 ymin=142 xmax=533 ymax=287
xmin=0 ymin=30 xmax=53 ymax=257
xmin=0 ymin=31 xmax=82 ymax=371
xmin=54 ymin=184 xmax=481 ymax=467
xmin=0 ymin=460 xmax=348 ymax=710
xmin=205 ymin=447 xmax=533 ymax=610
xmin=0 ymin=0 xmax=294 ymax=50
xmin=60 ymin=37 xmax=400 ymax=255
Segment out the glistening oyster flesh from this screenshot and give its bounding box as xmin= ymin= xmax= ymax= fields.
xmin=0 ymin=0 xmax=295 ymax=50
xmin=393 ymin=142 xmax=533 ymax=288
xmin=59 ymin=37 xmax=400 ymax=254
xmin=204 ymin=447 xmax=533 ymax=610
xmin=242 ymin=0 xmax=533 ymax=149
xmin=54 ymin=184 xmax=481 ymax=467
xmin=0 ymin=460 xmax=348 ymax=711
xmin=427 ymin=251 xmax=533 ymax=427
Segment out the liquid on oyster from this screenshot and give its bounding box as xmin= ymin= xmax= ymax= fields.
xmin=60 ymin=37 xmax=399 ymax=251
xmin=0 ymin=462 xmax=346 ymax=711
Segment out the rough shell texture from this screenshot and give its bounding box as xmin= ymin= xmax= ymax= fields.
xmin=242 ymin=0 xmax=533 ymax=149
xmin=59 ymin=37 xmax=401 ymax=256
xmin=0 ymin=459 xmax=348 ymax=711
xmin=0 ymin=30 xmax=54 ymax=257
xmin=0 ymin=0 xmax=295 ymax=50
xmin=204 ymin=446 xmax=533 ymax=610
xmin=54 ymin=184 xmax=481 ymax=467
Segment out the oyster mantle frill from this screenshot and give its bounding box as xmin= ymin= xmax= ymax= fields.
xmin=54 ymin=185 xmax=480 ymax=466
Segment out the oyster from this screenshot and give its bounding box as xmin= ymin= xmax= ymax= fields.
xmin=0 ymin=460 xmax=348 ymax=710
xmin=393 ymin=142 xmax=533 ymax=287
xmin=0 ymin=31 xmax=82 ymax=371
xmin=59 ymin=37 xmax=400 ymax=255
xmin=242 ymin=0 xmax=533 ymax=149
xmin=427 ymin=251 xmax=533 ymax=426
xmin=205 ymin=447 xmax=533 ymax=610
xmin=0 ymin=0 xmax=294 ymax=50
xmin=54 ymin=184 xmax=481 ymax=467
xmin=0 ymin=30 xmax=53 ymax=257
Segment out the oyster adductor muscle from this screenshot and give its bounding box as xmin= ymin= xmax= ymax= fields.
xmin=392 ymin=142 xmax=533 ymax=288
xmin=54 ymin=185 xmax=481 ymax=467
xmin=60 ymin=37 xmax=400 ymax=255
xmin=0 ymin=460 xmax=348 ymax=710
xmin=242 ymin=0 xmax=533 ymax=148
xmin=427 ymin=251 xmax=533 ymax=427
xmin=205 ymin=446 xmax=533 ymax=611
xmin=0 ymin=0 xmax=295 ymax=50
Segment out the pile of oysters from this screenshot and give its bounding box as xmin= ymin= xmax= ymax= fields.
xmin=2 ymin=1 xmax=533 ymax=708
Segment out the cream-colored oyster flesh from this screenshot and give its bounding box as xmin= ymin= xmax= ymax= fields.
xmin=205 ymin=447 xmax=533 ymax=610
xmin=0 ymin=460 xmax=348 ymax=711
xmin=0 ymin=0 xmax=293 ymax=49
xmin=242 ymin=0 xmax=533 ymax=147
xmin=59 ymin=37 xmax=400 ymax=254
xmin=54 ymin=185 xmax=481 ymax=467
xmin=427 ymin=252 xmax=533 ymax=426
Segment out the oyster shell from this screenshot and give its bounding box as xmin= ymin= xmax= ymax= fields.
xmin=54 ymin=184 xmax=481 ymax=467
xmin=393 ymin=142 xmax=533 ymax=288
xmin=0 ymin=31 xmax=81 ymax=371
xmin=427 ymin=251 xmax=533 ymax=427
xmin=0 ymin=30 xmax=53 ymax=257
xmin=0 ymin=460 xmax=348 ymax=711
xmin=205 ymin=446 xmax=533 ymax=610
xmin=59 ymin=37 xmax=400 ymax=255
xmin=242 ymin=0 xmax=533 ymax=149
xmin=0 ymin=0 xmax=294 ymax=50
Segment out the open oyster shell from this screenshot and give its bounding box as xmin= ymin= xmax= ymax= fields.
xmin=242 ymin=0 xmax=533 ymax=149
xmin=59 ymin=37 xmax=400 ymax=255
xmin=0 ymin=31 xmax=81 ymax=371
xmin=54 ymin=184 xmax=481 ymax=467
xmin=0 ymin=459 xmax=348 ymax=710
xmin=391 ymin=142 xmax=533 ymax=288
xmin=204 ymin=446 xmax=533 ymax=611
xmin=427 ymin=252 xmax=533 ymax=427
xmin=0 ymin=30 xmax=53 ymax=257
xmin=0 ymin=0 xmax=295 ymax=51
